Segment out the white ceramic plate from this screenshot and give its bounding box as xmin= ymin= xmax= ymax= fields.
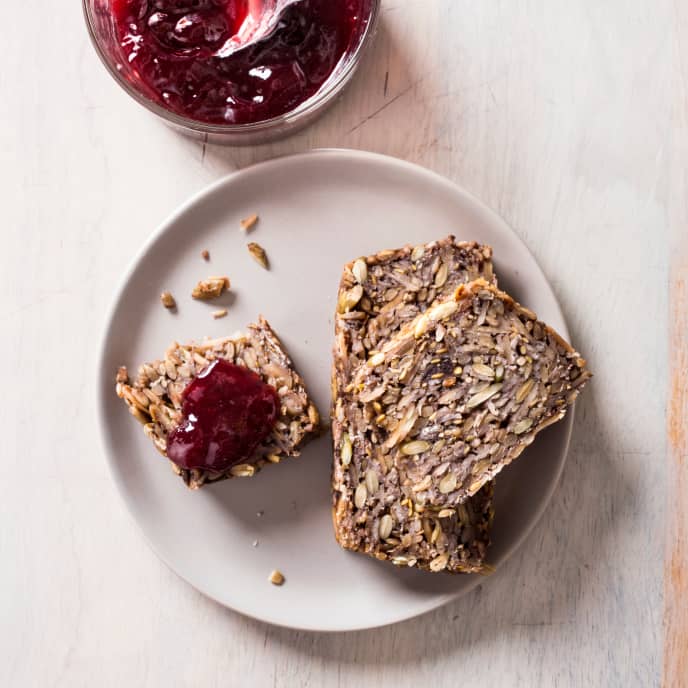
xmin=98 ymin=149 xmax=573 ymax=632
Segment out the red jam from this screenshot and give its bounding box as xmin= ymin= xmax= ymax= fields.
xmin=111 ymin=0 xmax=369 ymax=124
xmin=167 ymin=359 xmax=279 ymax=472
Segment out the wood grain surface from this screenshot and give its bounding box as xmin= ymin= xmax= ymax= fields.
xmin=664 ymin=4 xmax=688 ymax=685
xmin=0 ymin=1 xmax=682 ymax=686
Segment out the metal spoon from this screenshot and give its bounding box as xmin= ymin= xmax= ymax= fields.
xmin=214 ymin=0 xmax=306 ymax=58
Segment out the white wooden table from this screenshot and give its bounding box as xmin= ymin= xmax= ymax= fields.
xmin=2 ymin=1 xmax=685 ymax=686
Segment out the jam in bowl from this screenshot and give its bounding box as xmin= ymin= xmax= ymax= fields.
xmin=84 ymin=0 xmax=380 ymax=142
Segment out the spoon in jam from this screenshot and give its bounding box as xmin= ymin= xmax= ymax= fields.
xmin=215 ymin=0 xmax=306 ymax=58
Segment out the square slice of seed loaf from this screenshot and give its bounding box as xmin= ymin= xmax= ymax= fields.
xmin=332 ymin=237 xmax=497 ymax=573
xmin=352 ymin=278 xmax=591 ymax=509
xmin=116 ymin=317 xmax=321 ymax=490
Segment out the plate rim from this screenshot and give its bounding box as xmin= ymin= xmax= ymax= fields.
xmin=96 ymin=148 xmax=574 ymax=632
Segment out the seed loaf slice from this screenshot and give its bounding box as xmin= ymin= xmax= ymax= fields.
xmin=332 ymin=238 xmax=496 ymax=573
xmin=116 ymin=317 xmax=321 ymax=489
xmin=352 ymin=279 xmax=591 ymax=509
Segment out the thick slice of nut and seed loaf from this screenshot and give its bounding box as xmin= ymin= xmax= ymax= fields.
xmin=352 ymin=278 xmax=591 ymax=508
xmin=116 ymin=317 xmax=321 ymax=490
xmin=332 ymin=238 xmax=496 ymax=573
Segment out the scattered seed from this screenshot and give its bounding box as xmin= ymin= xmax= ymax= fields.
xmin=201 ymin=249 xmax=210 ymax=261
xmin=252 ymin=540 xmax=259 ymax=548
xmin=160 ymin=291 xmax=176 ymax=309
xmin=212 ymin=309 xmax=228 ymax=319
xmin=269 ymin=569 xmax=285 ymax=586
xmin=192 ymin=276 xmax=230 ymax=300
xmin=247 ymin=242 xmax=269 ymax=269
xmin=240 ymin=214 xmax=259 ymax=232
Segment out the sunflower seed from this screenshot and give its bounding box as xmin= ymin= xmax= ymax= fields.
xmin=339 ymin=285 xmax=364 ymax=313
xmin=340 ymin=434 xmax=353 ymax=466
xmin=429 ymin=553 xmax=449 ymax=572
xmin=352 ymin=259 xmax=368 ymax=284
xmin=379 ymin=514 xmax=394 ymax=540
xmin=365 ymin=469 xmax=379 ymax=494
xmin=412 ymin=475 xmax=433 ymax=492
xmin=516 ymin=379 xmax=535 ymax=403
xmin=400 ymin=440 xmax=431 ymax=455
xmin=438 ymin=472 xmax=457 ymax=494
xmin=411 ymin=245 xmax=425 ymax=261
xmin=428 ymin=300 xmax=458 ymax=323
xmin=466 ymin=383 xmax=503 ymax=409
xmin=431 ymin=520 xmax=442 ymax=543
xmin=247 ymin=242 xmax=269 ymax=269
xmin=368 ymin=352 xmax=385 ymax=367
xmin=230 ymin=464 xmax=256 ymax=477
xmin=354 ymin=482 xmax=368 ymax=509
xmin=391 ymin=556 xmax=417 ymax=567
xmin=472 ymin=363 xmax=495 ymax=380
xmin=513 ymin=418 xmax=534 ymax=434
xmin=434 ymin=262 xmax=449 ymax=288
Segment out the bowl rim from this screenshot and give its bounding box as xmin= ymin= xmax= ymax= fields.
xmin=82 ymin=0 xmax=381 ymax=135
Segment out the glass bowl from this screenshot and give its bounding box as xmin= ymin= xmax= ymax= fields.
xmin=83 ymin=0 xmax=380 ymax=145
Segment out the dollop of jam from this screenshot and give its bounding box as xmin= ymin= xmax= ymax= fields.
xmin=167 ymin=359 xmax=279 ymax=472
xmin=111 ymin=0 xmax=368 ymax=124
